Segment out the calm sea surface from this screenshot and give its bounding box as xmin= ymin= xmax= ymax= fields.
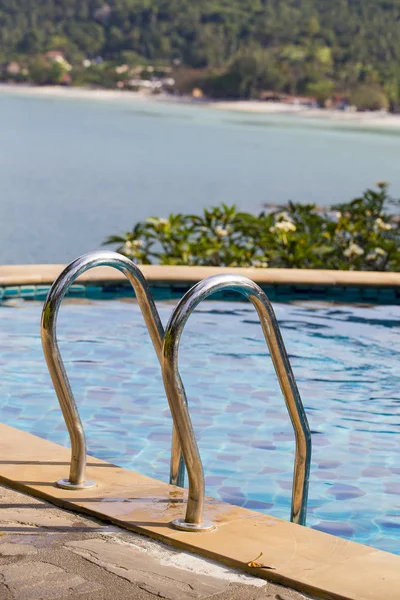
xmin=1 ymin=90 xmax=400 ymax=264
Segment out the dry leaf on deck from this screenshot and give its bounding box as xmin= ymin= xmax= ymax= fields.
xmin=247 ymin=551 xmax=276 ymax=569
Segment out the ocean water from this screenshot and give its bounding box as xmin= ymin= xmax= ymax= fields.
xmin=0 ymin=296 xmax=399 ymax=554
xmin=1 ymin=90 xmax=400 ymax=265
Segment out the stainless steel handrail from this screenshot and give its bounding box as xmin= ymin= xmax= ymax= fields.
xmin=41 ymin=250 xmax=182 ymax=489
xmin=162 ymin=274 xmax=311 ymax=531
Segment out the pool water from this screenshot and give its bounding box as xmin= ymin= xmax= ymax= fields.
xmin=0 ymin=297 xmax=399 ymax=554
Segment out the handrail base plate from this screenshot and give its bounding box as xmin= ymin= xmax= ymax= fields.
xmin=56 ymin=478 xmax=97 ymax=490
xmin=171 ymin=518 xmax=215 ymax=532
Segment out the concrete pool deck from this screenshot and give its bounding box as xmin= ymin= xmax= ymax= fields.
xmin=0 ymin=263 xmax=399 ymax=599
xmin=0 ymin=484 xmax=308 ymax=600
xmin=0 ymin=423 xmax=398 ymax=600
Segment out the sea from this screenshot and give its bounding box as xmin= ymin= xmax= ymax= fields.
xmin=1 ymin=90 xmax=400 ymax=265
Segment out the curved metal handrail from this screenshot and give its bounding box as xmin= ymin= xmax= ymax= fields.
xmin=162 ymin=273 xmax=312 ymax=531
xmin=41 ymin=250 xmax=183 ymax=489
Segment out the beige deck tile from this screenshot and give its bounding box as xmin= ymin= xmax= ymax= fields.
xmin=0 ymin=264 xmax=399 ymax=288
xmin=0 ymin=423 xmax=397 ymax=600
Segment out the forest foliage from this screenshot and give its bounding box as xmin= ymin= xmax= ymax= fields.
xmin=2 ymin=1 xmax=400 ymax=107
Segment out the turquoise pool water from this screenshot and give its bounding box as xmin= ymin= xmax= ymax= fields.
xmin=0 ymin=296 xmax=399 ymax=554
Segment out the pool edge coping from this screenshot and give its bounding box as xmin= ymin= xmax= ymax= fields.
xmin=0 ymin=422 xmax=398 ymax=600
xmin=0 ymin=263 xmax=399 ymax=288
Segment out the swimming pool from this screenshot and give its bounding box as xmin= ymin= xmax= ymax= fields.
xmin=0 ymin=296 xmax=399 ymax=554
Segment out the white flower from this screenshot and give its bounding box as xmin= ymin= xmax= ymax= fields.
xmin=125 ymin=239 xmax=143 ymax=250
xmin=336 ymin=211 xmax=342 ymax=220
xmin=270 ymin=220 xmax=297 ymax=233
xmin=276 ymin=211 xmax=292 ymax=222
xmin=146 ymin=217 xmax=169 ymax=227
xmin=344 ymin=243 xmax=364 ymax=258
xmin=367 ymin=247 xmax=386 ymax=261
xmin=215 ymin=225 xmax=230 ymax=237
xmin=375 ymin=217 xmax=392 ymax=231
xmin=252 ymin=260 xmax=269 ymax=268
xmin=270 ymin=211 xmax=297 ymax=234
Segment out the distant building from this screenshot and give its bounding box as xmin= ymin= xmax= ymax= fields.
xmin=192 ymin=88 xmax=203 ymax=98
xmin=281 ymin=95 xmax=317 ymax=108
xmin=45 ymin=51 xmax=72 ymax=73
xmin=259 ymin=91 xmax=286 ymax=102
xmin=115 ymin=65 xmax=128 ymax=74
xmin=45 ymin=50 xmax=65 ymax=61
xmin=7 ymin=62 xmax=21 ymax=76
xmin=126 ymin=75 xmax=175 ymax=93
xmin=60 ymin=73 xmax=72 ymax=86
xmin=94 ymin=3 xmax=111 ymax=24
xmin=259 ymin=91 xmax=318 ymax=107
xmin=332 ymin=96 xmax=350 ymax=110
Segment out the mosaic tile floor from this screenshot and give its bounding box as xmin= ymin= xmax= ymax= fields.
xmin=0 ymin=296 xmax=399 ymax=555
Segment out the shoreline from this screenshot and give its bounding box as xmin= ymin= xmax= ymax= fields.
xmin=2 ymin=82 xmax=400 ymax=129
xmin=212 ymin=99 xmax=400 ymax=128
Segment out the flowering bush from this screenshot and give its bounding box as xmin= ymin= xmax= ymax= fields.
xmin=104 ymin=183 xmax=399 ymax=271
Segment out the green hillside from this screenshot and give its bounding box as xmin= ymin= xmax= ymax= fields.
xmin=1 ymin=1 xmax=400 ymax=107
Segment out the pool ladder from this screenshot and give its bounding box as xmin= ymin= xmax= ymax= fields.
xmin=41 ymin=250 xmax=311 ymax=531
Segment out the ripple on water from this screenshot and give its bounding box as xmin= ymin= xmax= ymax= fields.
xmin=0 ymin=298 xmax=399 ymax=554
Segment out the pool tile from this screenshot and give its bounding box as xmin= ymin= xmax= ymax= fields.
xmin=34 ymin=285 xmax=51 ymax=300
xmin=4 ymin=286 xmax=20 ymax=297
xmin=0 ymin=297 xmax=399 ymax=554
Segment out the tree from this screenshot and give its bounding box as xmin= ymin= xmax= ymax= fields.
xmin=350 ymin=84 xmax=389 ymax=111
xmin=307 ymin=79 xmax=335 ymax=106
xmin=2 ymin=0 xmax=400 ymax=107
xmin=205 ymin=47 xmax=283 ymax=99
xmin=28 ymin=57 xmax=51 ymax=85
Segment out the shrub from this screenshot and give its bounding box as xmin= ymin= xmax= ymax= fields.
xmin=104 ymin=184 xmax=399 ymax=271
xmin=349 ymin=84 xmax=389 ymax=111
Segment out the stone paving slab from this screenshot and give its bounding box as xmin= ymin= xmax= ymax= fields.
xmin=0 ymin=484 xmax=309 ymax=600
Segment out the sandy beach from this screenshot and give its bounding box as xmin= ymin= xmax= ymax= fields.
xmin=2 ymin=83 xmax=400 ymax=129
xmin=212 ymin=99 xmax=400 ymax=128
xmin=0 ymin=83 xmax=192 ymax=106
